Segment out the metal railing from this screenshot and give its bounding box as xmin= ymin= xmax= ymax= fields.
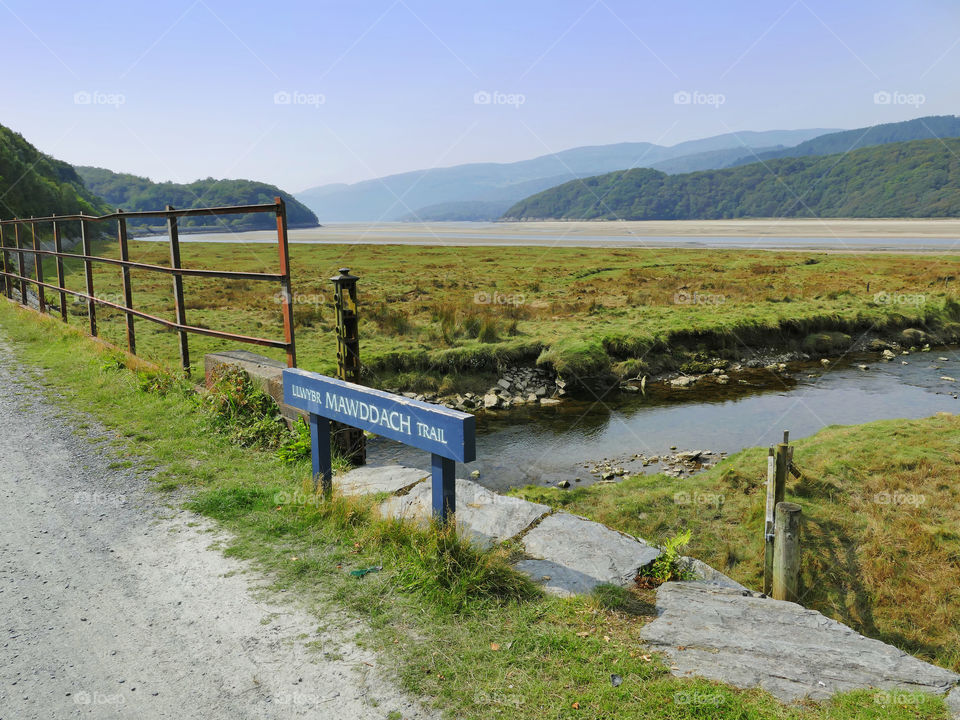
xmin=0 ymin=198 xmax=297 ymax=372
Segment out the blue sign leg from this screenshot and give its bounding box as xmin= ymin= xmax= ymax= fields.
xmin=310 ymin=413 xmax=332 ymax=498
xmin=431 ymin=453 xmax=456 ymax=523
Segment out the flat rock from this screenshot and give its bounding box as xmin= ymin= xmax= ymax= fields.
xmin=378 ymin=478 xmax=549 ymax=548
xmin=641 ymin=582 xmax=960 ymax=706
xmin=678 ymin=556 xmax=748 ymax=591
xmin=337 ymin=465 xmax=428 ymax=496
xmin=517 ymin=513 xmax=660 ymax=597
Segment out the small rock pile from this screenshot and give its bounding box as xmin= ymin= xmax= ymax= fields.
xmin=480 ymin=366 xmax=560 ymax=410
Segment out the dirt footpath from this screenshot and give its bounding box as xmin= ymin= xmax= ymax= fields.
xmin=0 ymin=340 xmax=436 ymax=720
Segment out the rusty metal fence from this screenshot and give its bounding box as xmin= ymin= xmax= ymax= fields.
xmin=0 ymin=198 xmax=297 ymax=372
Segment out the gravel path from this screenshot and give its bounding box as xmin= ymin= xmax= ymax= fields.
xmin=0 ymin=338 xmax=437 ymax=720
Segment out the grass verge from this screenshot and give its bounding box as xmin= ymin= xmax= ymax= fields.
xmin=513 ymin=413 xmax=960 ymax=674
xmin=0 ymin=299 xmax=952 ymax=719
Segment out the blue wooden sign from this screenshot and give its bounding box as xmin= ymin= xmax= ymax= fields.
xmin=282 ymin=368 xmax=476 ymax=521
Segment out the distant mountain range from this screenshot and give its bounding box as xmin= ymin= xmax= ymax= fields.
xmin=76 ymin=166 xmax=319 ymax=232
xmin=296 ymin=129 xmax=835 ymax=222
xmin=503 ymin=136 xmax=960 ymax=221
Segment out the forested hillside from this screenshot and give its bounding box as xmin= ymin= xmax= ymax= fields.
xmin=0 ymin=125 xmax=108 ymax=221
xmin=503 ymin=137 xmax=960 ymax=220
xmin=77 ymin=167 xmax=319 ymax=231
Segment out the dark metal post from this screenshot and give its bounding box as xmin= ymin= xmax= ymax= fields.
xmin=0 ymin=224 xmax=9 ymax=299
xmin=331 ymin=267 xmax=366 ymax=465
xmin=15 ymin=223 xmax=28 ymax=304
xmin=30 ymin=220 xmax=46 ymax=314
xmin=274 ymin=197 xmax=297 ymax=368
xmin=80 ymin=219 xmax=97 ymax=336
xmin=431 ymin=453 xmax=456 ymax=523
xmin=166 ymin=206 xmax=190 ymax=374
xmin=310 ymin=413 xmax=333 ymax=498
xmin=52 ymin=216 xmax=67 ymax=321
xmin=117 ymin=210 xmax=135 ymax=354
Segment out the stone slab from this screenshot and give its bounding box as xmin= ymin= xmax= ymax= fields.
xmin=679 ymin=556 xmax=749 ymax=591
xmin=378 ymin=478 xmax=550 ymax=548
xmin=518 ymin=513 xmax=660 ymax=597
xmin=641 ymin=582 xmax=960 ymax=707
xmin=337 ymin=465 xmax=428 ymax=496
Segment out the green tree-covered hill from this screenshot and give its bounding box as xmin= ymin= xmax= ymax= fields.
xmin=76 ymin=166 xmax=319 ymax=232
xmin=0 ymin=125 xmax=109 ymax=221
xmin=503 ymin=137 xmax=960 ymax=220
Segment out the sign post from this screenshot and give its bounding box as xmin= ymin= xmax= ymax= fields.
xmin=283 ymin=368 xmax=476 ymax=522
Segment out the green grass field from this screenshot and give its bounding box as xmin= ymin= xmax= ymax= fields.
xmin=28 ymin=239 xmax=960 ymax=390
xmin=0 ymin=299 xmax=954 ymax=719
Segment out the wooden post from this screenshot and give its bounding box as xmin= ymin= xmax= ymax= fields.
xmin=772 ymin=502 xmax=801 ymax=602
xmin=166 ymin=206 xmax=190 ymax=374
xmin=15 ymin=223 xmax=28 ymax=304
xmin=80 ymin=219 xmax=97 ymax=336
xmin=117 ymin=211 xmax=136 ymax=354
xmin=763 ymin=446 xmax=776 ymax=595
xmin=52 ymin=217 xmax=67 ymax=322
xmin=274 ymin=197 xmax=297 ymax=368
xmin=0 ymin=224 xmax=8 ymax=299
xmin=774 ymin=441 xmax=788 ymax=509
xmin=30 ymin=220 xmax=46 ymax=313
xmin=309 ymin=413 xmax=332 ymax=498
xmin=330 ymin=267 xmax=366 ymax=465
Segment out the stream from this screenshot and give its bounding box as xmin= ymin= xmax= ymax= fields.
xmin=367 ymin=348 xmax=960 ymax=493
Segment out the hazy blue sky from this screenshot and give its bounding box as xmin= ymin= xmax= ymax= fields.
xmin=2 ymin=0 xmax=958 ymax=191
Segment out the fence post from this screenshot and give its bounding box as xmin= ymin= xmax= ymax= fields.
xmin=52 ymin=216 xmax=67 ymax=322
xmin=274 ymin=197 xmax=296 ymax=368
xmin=31 ymin=220 xmax=46 ymax=314
xmin=772 ymin=501 xmax=802 ymax=602
xmin=166 ymin=206 xmax=190 ymax=374
xmin=80 ymin=219 xmax=97 ymax=336
xmin=331 ymin=267 xmax=366 ymax=465
xmin=763 ymin=446 xmax=776 ymax=595
xmin=117 ymin=210 xmax=135 ymax=354
xmin=774 ymin=436 xmax=788 ymax=509
xmin=0 ymin=224 xmax=9 ymax=299
xmin=15 ymin=222 xmax=28 ymax=304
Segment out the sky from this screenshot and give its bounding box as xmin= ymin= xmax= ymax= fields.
xmin=2 ymin=0 xmax=959 ymax=192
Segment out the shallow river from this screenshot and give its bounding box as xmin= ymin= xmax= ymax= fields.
xmin=367 ymin=350 xmax=959 ymax=492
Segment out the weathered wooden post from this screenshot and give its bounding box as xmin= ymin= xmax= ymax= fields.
xmin=80 ymin=219 xmax=97 ymax=336
xmin=52 ymin=216 xmax=67 ymax=322
xmin=772 ymin=501 xmax=802 ymax=602
xmin=763 ymin=446 xmax=776 ymax=594
xmin=774 ymin=432 xmax=789 ymax=509
xmin=166 ymin=206 xmax=190 ymax=373
xmin=30 ymin=220 xmax=46 ymax=314
xmin=117 ymin=209 xmax=136 ymax=354
xmin=330 ymin=268 xmax=366 ymax=465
